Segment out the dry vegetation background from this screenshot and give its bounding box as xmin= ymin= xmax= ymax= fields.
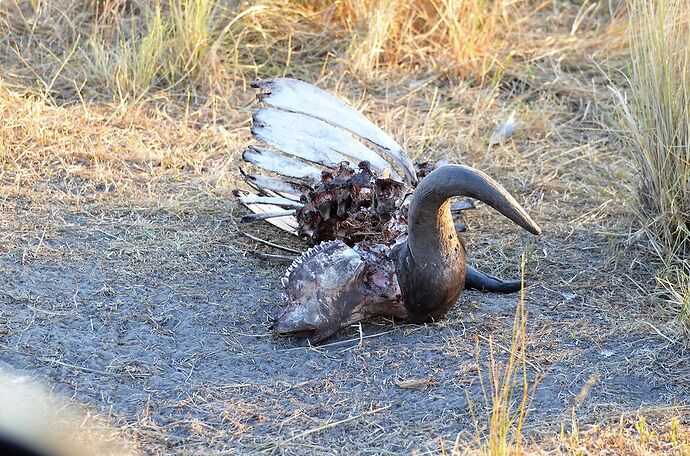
xmin=0 ymin=0 xmax=689 ymax=454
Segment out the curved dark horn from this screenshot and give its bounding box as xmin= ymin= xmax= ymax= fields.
xmin=407 ymin=165 xmax=541 ymax=257
xmin=464 ymin=265 xmax=522 ymax=293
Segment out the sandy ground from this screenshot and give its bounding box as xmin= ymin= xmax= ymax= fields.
xmin=1 ymin=182 xmax=688 ymax=454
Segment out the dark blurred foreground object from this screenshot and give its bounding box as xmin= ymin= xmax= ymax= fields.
xmin=0 ymin=369 xmax=132 ymax=456
xmin=0 ymin=433 xmax=54 ymax=456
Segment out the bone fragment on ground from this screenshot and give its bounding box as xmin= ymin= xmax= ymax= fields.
xmin=490 ymin=112 xmax=517 ymax=145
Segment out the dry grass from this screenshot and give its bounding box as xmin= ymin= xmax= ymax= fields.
xmin=465 ymin=255 xmax=533 ymax=455
xmin=611 ymin=0 xmax=690 ymax=328
xmin=0 ymin=0 xmax=625 ymax=101
xmin=440 ymin=412 xmax=690 ymax=455
xmin=1 ymin=0 xmax=689 ymax=454
xmin=333 ymin=0 xmax=524 ymax=79
xmin=555 ymin=410 xmax=690 ymax=455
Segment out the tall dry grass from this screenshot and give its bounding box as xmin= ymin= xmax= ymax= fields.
xmin=329 ymin=0 xmax=529 ymax=79
xmin=478 ymin=255 xmax=532 ymax=456
xmin=612 ymin=0 xmax=690 ymax=325
xmin=0 ymin=0 xmax=616 ymax=103
xmin=1 ymin=0 xmax=274 ymax=101
xmin=444 ymin=254 xmax=535 ymax=456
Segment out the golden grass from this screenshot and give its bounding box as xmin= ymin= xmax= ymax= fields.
xmin=438 ymin=255 xmax=536 ymax=456
xmin=474 ymin=255 xmax=532 ymax=456
xmin=85 ymin=5 xmax=168 ymax=101
xmin=0 ymin=0 xmax=624 ymax=101
xmin=558 ymin=411 xmax=690 ymax=455
xmin=337 ymin=0 xmax=524 ymax=79
xmin=612 ymin=0 xmax=690 ymax=326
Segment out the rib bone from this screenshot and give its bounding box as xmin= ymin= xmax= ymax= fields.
xmin=237 ymin=196 xmax=303 ymax=209
xmin=242 ymin=146 xmax=322 ymax=182
xmin=253 ymin=108 xmax=393 ymax=174
xmin=251 ymin=78 xmax=417 ymax=183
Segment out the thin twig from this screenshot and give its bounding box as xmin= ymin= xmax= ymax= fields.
xmin=251 ymin=252 xmax=297 ymax=261
xmin=276 ymin=325 xmax=427 ymax=352
xmin=241 ymin=231 xmax=302 ymax=254
xmin=215 ymin=383 xmax=253 ymax=389
xmin=39 ymin=357 xmax=145 ymax=378
xmin=264 ymin=405 xmax=392 ymax=453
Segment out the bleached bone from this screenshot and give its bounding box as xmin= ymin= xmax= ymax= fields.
xmin=241 ymin=172 xmax=302 ymax=200
xmin=251 ymin=78 xmax=417 ymax=183
xmin=252 ymin=108 xmax=394 ymax=175
xmin=243 ymin=146 xmax=322 ymax=182
xmin=237 ymin=195 xmax=303 ymax=209
xmin=490 ymin=112 xmax=517 ymax=146
xmin=236 ymin=189 xmax=298 ymax=232
xmin=241 ymin=209 xmax=298 ymax=223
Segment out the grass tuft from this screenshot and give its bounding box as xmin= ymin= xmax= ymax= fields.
xmin=460 ymin=253 xmax=535 ymax=456
xmin=559 ymin=411 xmax=690 ymax=455
xmin=612 ymin=0 xmax=690 ymax=326
xmin=336 ymin=0 xmax=527 ymax=80
xmin=86 ymin=4 xmax=168 ymax=102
